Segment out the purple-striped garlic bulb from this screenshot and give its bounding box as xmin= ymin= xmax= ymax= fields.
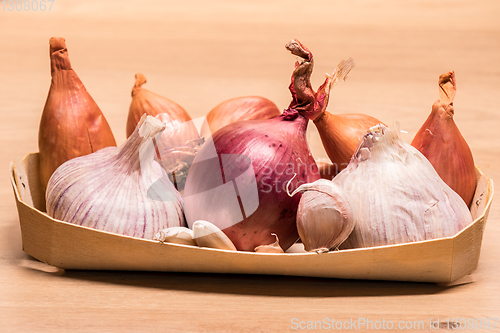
xmin=46 ymin=114 xmax=186 ymax=239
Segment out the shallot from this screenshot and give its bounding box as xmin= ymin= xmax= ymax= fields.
xmin=127 ymin=73 xmax=201 ymax=190
xmin=304 ymin=58 xmax=384 ymax=175
xmin=38 ymin=37 xmax=116 ymax=193
xmin=411 ymin=71 xmax=476 ymax=207
xmin=199 ymin=96 xmax=280 ymax=139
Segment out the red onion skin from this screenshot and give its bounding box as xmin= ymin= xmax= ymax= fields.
xmin=411 ymin=73 xmax=476 ymax=207
xmin=184 ymin=111 xmax=319 ymax=251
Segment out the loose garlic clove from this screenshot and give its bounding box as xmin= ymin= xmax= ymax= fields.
xmin=154 ymin=227 xmax=196 ymax=246
xmin=289 ymin=179 xmax=355 ymax=253
xmin=192 ymin=220 xmax=237 ymax=251
xmin=254 ymin=233 xmax=284 ymax=253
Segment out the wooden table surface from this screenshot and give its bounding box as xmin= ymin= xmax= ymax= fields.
xmin=1 ymin=1 xmax=499 ymax=332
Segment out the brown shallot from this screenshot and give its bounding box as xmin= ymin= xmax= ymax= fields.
xmin=38 ymin=37 xmax=116 ymax=193
xmin=303 ymin=58 xmax=384 ymax=175
xmin=411 ymin=71 xmax=476 ymax=207
xmin=199 ymin=96 xmax=281 ymax=139
xmin=127 ymin=73 xmax=201 ymax=190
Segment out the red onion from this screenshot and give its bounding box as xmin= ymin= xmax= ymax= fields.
xmin=183 ymin=39 xmax=333 ymax=251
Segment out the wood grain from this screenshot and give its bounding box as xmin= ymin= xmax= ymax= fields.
xmin=1 ymin=1 xmax=499 ymax=332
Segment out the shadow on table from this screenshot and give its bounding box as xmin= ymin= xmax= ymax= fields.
xmin=17 ymin=255 xmax=472 ymax=298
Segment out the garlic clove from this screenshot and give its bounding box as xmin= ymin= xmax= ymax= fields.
xmin=154 ymin=227 xmax=196 ymax=246
xmin=254 ymin=233 xmax=284 ymax=253
xmin=192 ymin=220 xmax=237 ymax=251
xmin=289 ymin=179 xmax=355 ymax=253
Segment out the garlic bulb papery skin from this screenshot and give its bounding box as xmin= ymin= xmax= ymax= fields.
xmin=154 ymin=113 xmax=202 ymax=192
xmin=46 ymin=114 xmax=186 ymax=240
xmin=334 ymin=124 xmax=473 ymax=249
xmin=290 ymin=179 xmax=355 ymax=253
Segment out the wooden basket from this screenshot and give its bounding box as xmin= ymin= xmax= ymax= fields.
xmin=10 ymin=152 xmax=493 ymax=283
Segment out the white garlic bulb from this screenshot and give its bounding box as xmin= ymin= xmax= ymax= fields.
xmin=334 ymin=123 xmax=473 ymax=249
xmin=289 ymin=179 xmax=355 ymax=253
xmin=46 ymin=114 xmax=186 ymax=239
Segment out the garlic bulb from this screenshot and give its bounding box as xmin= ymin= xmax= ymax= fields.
xmin=334 ymin=124 xmax=473 ymax=249
xmin=154 ymin=227 xmax=196 ymax=246
xmin=46 ymin=114 xmax=186 ymax=240
xmin=39 ymin=37 xmax=116 ymax=193
xmin=192 ymin=220 xmax=237 ymax=251
xmin=289 ymin=179 xmax=355 ymax=252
